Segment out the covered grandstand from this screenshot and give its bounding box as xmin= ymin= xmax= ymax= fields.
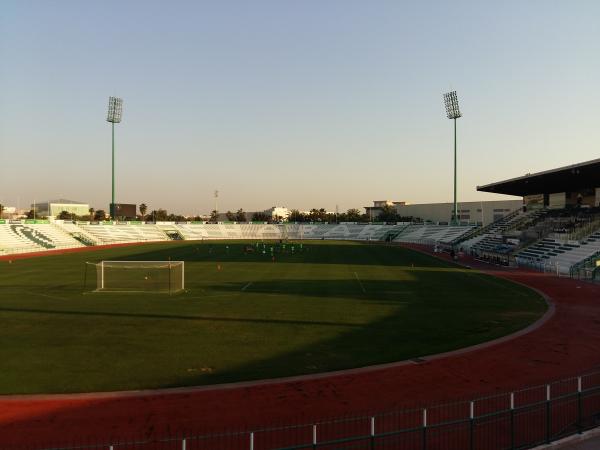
xmin=478 ymin=158 xmax=600 ymax=209
xmin=471 ymin=158 xmax=600 ymax=276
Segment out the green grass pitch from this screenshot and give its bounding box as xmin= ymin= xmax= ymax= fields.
xmin=0 ymin=240 xmax=546 ymax=394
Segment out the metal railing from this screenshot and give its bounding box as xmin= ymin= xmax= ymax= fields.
xmin=570 ymin=249 xmax=600 ymax=282
xmin=0 ymin=243 xmax=81 ymax=256
xmin=556 ymin=217 xmax=600 ymax=243
xmin=7 ymin=369 xmax=600 ymax=450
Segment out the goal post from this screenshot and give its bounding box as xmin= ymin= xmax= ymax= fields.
xmin=87 ymin=261 xmax=185 ymax=294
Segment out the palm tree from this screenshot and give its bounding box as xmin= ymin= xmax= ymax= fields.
xmin=139 ymin=203 xmax=148 ymax=221
xmin=88 ymin=207 xmax=95 ymax=222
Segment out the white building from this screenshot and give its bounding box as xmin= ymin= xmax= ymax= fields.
xmin=0 ymin=206 xmax=17 ymax=219
xmin=264 ymin=206 xmax=290 ymax=220
xmin=364 ymin=200 xmax=407 ymax=219
xmin=393 ymin=200 xmax=522 ymax=226
xmin=32 ymin=199 xmax=90 ymax=218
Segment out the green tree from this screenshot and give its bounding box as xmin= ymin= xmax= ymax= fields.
xmin=309 ymin=208 xmax=327 ymax=222
xmin=326 ymin=213 xmax=337 ymax=223
xmin=376 ymin=204 xmax=399 ymax=222
xmin=88 ymin=207 xmax=95 ymax=221
xmin=346 ymin=208 xmax=362 ymax=221
xmin=57 ymin=210 xmax=73 ymax=220
xmin=225 ymin=210 xmax=235 ymax=221
xmin=251 ymin=212 xmax=270 ymax=222
xmin=167 ymin=213 xmax=186 ymax=222
xmin=359 ymin=213 xmax=371 ymax=223
xmin=209 ymin=210 xmax=219 ymax=222
xmin=94 ymin=210 xmax=106 ymax=221
xmin=288 ymin=209 xmax=306 ymax=222
xmin=0 ymin=204 xmax=4 ymax=218
xmin=235 ymin=208 xmax=247 ymax=222
xmin=149 ymin=209 xmax=168 ymax=221
xmin=139 ymin=203 xmax=147 ymax=220
xmin=335 ymin=212 xmax=347 ymax=222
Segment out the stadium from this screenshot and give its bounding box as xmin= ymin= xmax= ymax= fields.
xmin=3 ymin=3 xmax=600 ymax=450
xmin=1 ymin=154 xmax=600 ymax=450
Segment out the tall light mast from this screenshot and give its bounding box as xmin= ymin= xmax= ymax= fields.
xmin=443 ymin=91 xmax=462 ymax=225
xmin=106 ymin=96 xmax=123 ymax=219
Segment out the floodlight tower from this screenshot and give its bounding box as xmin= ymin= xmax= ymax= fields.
xmin=443 ymin=91 xmax=462 ymax=225
xmin=106 ymin=97 xmax=123 ymax=219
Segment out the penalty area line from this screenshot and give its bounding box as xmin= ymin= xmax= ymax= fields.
xmin=25 ymin=291 xmax=70 ymax=301
xmin=353 ymin=272 xmax=366 ymax=293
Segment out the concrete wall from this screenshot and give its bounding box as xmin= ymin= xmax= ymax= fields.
xmin=395 ymin=200 xmax=522 ymax=226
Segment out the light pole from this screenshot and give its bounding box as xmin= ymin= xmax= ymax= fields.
xmin=443 ymin=91 xmax=462 ymax=225
xmin=214 ymin=190 xmax=219 ymax=221
xmin=106 ymin=97 xmax=123 ymax=219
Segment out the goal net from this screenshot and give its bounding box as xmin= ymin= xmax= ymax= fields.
xmin=90 ymin=261 xmax=185 ymax=293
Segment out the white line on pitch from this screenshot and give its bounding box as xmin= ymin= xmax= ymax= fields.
xmin=353 ymin=272 xmax=366 ymax=293
xmin=241 ymin=282 xmax=253 ymax=291
xmin=25 ymin=291 xmax=69 ymax=301
xmin=187 ymin=294 xmax=232 ymax=298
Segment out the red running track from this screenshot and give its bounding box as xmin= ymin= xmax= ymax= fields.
xmin=1 ymin=244 xmax=600 ymax=446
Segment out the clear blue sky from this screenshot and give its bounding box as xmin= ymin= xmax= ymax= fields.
xmin=1 ymin=0 xmax=599 ymax=215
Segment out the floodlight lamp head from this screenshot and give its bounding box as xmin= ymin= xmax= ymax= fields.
xmin=106 ymin=97 xmax=123 ymax=123
xmin=443 ymin=91 xmax=461 ymax=119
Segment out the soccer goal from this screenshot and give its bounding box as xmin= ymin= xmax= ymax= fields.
xmin=86 ymin=261 xmax=185 ymax=294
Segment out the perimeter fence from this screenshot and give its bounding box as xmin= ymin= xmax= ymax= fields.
xmin=8 ymin=369 xmax=600 ymax=450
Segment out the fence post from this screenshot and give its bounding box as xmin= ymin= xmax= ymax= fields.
xmin=370 ymin=416 xmax=376 ymax=449
xmin=250 ymin=431 xmax=254 ymax=450
xmin=510 ymin=392 xmax=515 ymax=450
xmin=469 ymin=401 xmax=475 ymax=450
xmin=422 ymin=408 xmax=427 ymax=450
xmin=313 ymin=424 xmax=317 ymax=449
xmin=577 ymin=377 xmax=583 ymax=434
xmin=546 ymin=384 xmax=551 ymax=444
xmin=181 ymin=437 xmax=186 ymax=450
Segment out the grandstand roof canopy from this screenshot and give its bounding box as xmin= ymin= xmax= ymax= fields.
xmin=477 ymin=158 xmax=600 ymax=197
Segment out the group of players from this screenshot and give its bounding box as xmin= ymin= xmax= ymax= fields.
xmin=203 ymin=240 xmax=306 ymax=261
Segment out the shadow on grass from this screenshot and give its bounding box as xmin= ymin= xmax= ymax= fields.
xmin=158 ymin=274 xmax=546 ymax=388
xmin=0 ymin=276 xmax=421 ymax=326
xmin=106 ymin=241 xmax=457 ymax=268
xmin=0 ymin=262 xmax=555 ymax=447
xmin=0 ymin=271 xmax=546 ymax=395
xmin=0 ymin=304 xmax=363 ymax=328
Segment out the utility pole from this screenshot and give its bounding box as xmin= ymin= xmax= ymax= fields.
xmin=214 ymin=190 xmax=219 ymax=221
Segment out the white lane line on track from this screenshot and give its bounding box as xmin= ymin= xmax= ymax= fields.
xmin=241 ymin=282 xmax=253 ymax=292
xmin=353 ymin=272 xmax=366 ymax=293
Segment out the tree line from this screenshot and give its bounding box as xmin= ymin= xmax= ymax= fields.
xmin=13 ymin=203 xmax=415 ymax=224
xmin=285 ymin=205 xmax=414 ymax=223
xmin=219 ymin=205 xmax=415 ymax=223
